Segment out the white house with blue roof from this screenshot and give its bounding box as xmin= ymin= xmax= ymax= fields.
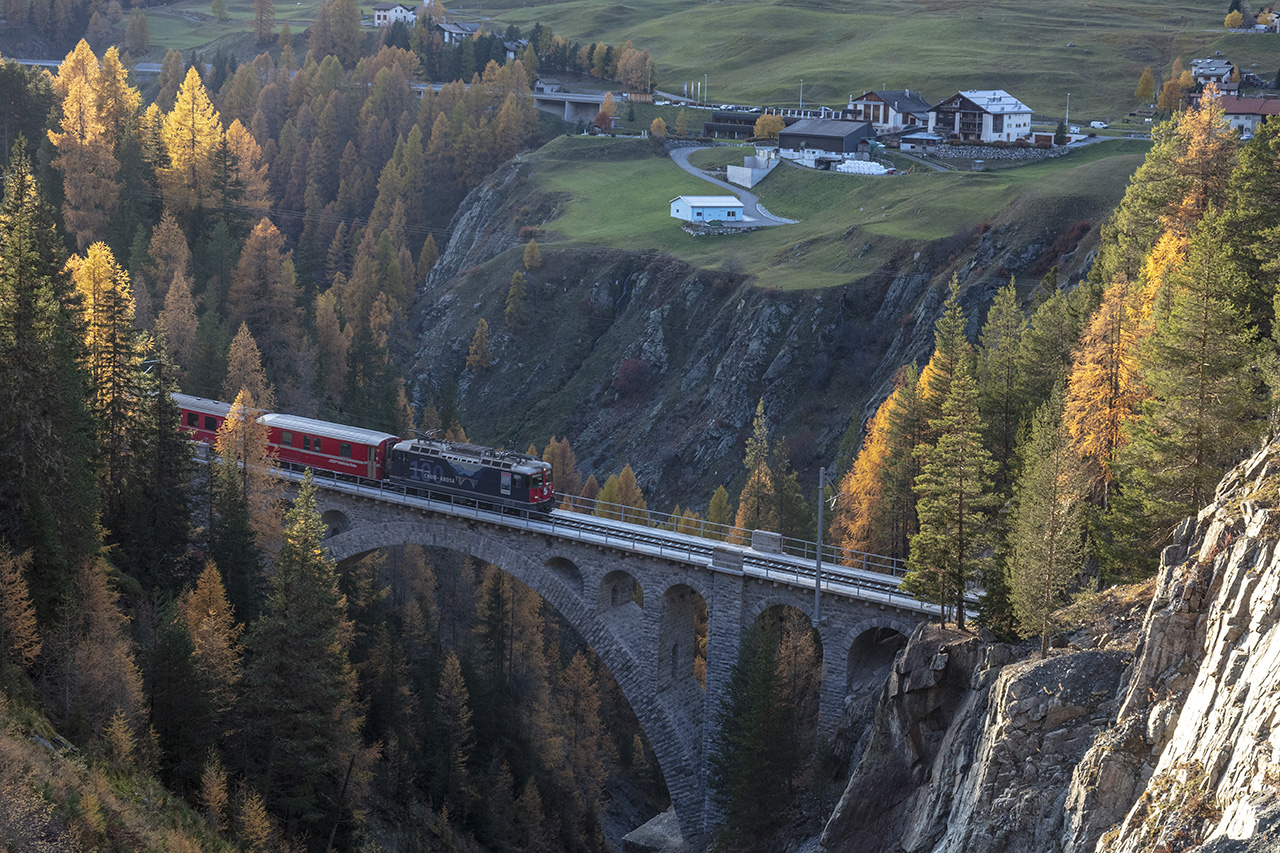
xmin=669 ymin=195 xmax=745 ymax=224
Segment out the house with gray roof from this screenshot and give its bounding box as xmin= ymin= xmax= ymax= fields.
xmin=669 ymin=196 xmax=745 ymax=224
xmin=928 ymin=90 xmax=1033 ymax=143
xmin=843 ymin=90 xmax=931 ymax=132
xmin=1192 ymin=58 xmax=1236 ymax=86
xmin=776 ymin=119 xmax=873 ymax=166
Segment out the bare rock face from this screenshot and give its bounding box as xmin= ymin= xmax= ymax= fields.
xmin=1083 ymin=446 xmax=1280 ymax=853
xmin=821 ymin=444 xmax=1280 ymax=853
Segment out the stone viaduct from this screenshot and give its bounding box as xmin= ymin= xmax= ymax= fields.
xmin=302 ymin=478 xmax=933 ymax=840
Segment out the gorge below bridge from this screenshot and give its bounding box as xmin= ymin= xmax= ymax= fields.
xmin=284 ymin=469 xmax=937 ymax=840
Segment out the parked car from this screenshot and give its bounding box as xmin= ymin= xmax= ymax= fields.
xmin=1090 ymin=120 xmax=1108 ymax=129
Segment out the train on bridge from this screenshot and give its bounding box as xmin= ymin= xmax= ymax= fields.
xmin=174 ymin=394 xmax=556 ymax=512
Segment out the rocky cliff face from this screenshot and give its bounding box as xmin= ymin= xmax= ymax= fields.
xmin=409 ymin=151 xmax=1096 ymax=508
xmin=821 ymin=443 xmax=1280 ymax=853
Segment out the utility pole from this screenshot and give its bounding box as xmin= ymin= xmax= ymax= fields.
xmin=813 ymin=466 xmax=824 ymax=625
xmin=800 ymin=78 xmax=804 ymax=110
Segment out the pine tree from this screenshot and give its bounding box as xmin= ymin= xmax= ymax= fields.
xmin=743 ymin=398 xmax=770 ymax=473
xmin=881 ymin=364 xmax=928 ymax=560
xmin=150 ymin=602 xmax=216 ymax=790
xmin=904 ymin=370 xmax=997 ymax=629
xmin=49 ymin=41 xmax=120 ymax=251
xmin=770 ymin=440 xmax=812 ymax=539
xmin=227 ymin=218 xmax=301 ymax=381
xmin=1009 ymin=384 xmax=1085 ymax=656
xmin=1015 ymin=289 xmax=1083 ymax=415
xmin=157 ymin=270 xmax=198 ymax=374
xmin=977 ymin=280 xmax=1028 ymax=487
xmin=0 ymin=142 xmax=100 ymax=621
xmin=1114 ymin=212 xmax=1265 ymax=552
xmin=238 ymin=472 xmax=363 ymax=841
xmin=555 ymin=651 xmax=614 ymax=826
xmin=118 ymin=333 xmax=194 ymax=590
xmin=542 ymin=437 xmax=582 ymax=506
xmin=505 ymin=270 xmax=527 ymax=329
xmin=708 ymin=621 xmax=795 ymax=849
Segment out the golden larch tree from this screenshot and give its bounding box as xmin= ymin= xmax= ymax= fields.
xmin=161 ymin=67 xmax=224 ymax=212
xmin=223 ymin=323 xmax=276 ymax=411
xmin=467 ymin=318 xmax=493 ymax=372
xmin=215 ymin=389 xmax=283 ymax=553
xmin=1065 ymin=275 xmax=1149 ymax=499
xmin=49 ymin=40 xmax=120 ymax=249
xmin=833 ymin=392 xmax=896 ymax=557
xmin=69 ymin=242 xmax=138 ymax=499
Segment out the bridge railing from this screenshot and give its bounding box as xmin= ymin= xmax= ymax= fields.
xmin=556 ymin=494 xmax=907 ymax=578
xmin=268 ymin=464 xmax=936 ymax=613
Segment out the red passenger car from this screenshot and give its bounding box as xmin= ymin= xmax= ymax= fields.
xmin=260 ymin=412 xmax=399 ymax=480
xmin=174 ymin=393 xmax=234 ymax=444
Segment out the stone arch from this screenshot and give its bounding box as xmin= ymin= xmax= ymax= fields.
xmin=658 ymin=583 xmax=707 ymax=695
xmin=544 ymin=556 xmax=584 ymax=596
xmin=321 ymin=516 xmax=708 ymax=837
xmin=598 ymin=569 xmax=643 ymax=613
xmin=843 ymin=618 xmax=912 ymax=693
xmin=320 ymin=509 xmax=351 ymax=538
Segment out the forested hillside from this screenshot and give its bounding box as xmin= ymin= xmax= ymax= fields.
xmin=832 ymin=89 xmax=1278 ymax=646
xmin=0 ymin=27 xmax=675 ymax=851
xmin=3 ymin=0 xmax=1280 ymax=846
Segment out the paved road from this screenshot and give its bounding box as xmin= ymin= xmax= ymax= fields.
xmin=668 ymin=146 xmax=796 ymax=226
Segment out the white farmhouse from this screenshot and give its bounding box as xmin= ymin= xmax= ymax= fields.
xmin=670 ymin=195 xmax=745 ymax=224
xmin=928 ymin=90 xmax=1033 ymax=143
xmin=373 ymin=1 xmax=417 ymax=26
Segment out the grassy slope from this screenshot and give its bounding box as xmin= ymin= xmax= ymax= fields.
xmin=107 ymin=0 xmax=1280 ymax=119
xmin=487 ymin=0 xmax=1280 ymax=119
xmin=532 ymin=136 xmax=1147 ymax=290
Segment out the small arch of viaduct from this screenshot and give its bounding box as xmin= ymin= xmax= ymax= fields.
xmin=311 ymin=491 xmax=925 ymax=840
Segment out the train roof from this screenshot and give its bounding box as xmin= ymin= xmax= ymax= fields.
xmin=172 ymin=393 xmax=234 ymax=417
xmin=260 ymin=412 xmax=399 ymax=446
xmin=395 ymin=437 xmax=551 ymax=474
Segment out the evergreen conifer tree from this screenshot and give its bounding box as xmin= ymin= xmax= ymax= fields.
xmin=0 ymin=141 xmax=99 ymax=621
xmin=903 ymin=370 xmax=997 ymax=629
xmin=1009 ymin=384 xmax=1085 ymax=655
xmin=238 ymin=472 xmax=363 ymax=841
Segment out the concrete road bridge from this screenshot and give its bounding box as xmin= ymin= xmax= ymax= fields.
xmin=282 ymin=468 xmax=935 ymax=840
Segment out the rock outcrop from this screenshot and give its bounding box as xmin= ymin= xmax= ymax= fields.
xmin=822 ymin=444 xmax=1280 ymax=853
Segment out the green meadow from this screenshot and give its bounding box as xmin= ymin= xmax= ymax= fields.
xmin=531 ymin=136 xmax=1148 ymax=290
xmin=487 ymin=0 xmax=1280 ymax=118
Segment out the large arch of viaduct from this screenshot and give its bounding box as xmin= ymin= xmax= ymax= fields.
xmin=313 ymin=489 xmax=924 ymax=840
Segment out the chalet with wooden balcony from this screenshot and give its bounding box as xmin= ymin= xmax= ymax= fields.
xmin=843 ymin=90 xmax=931 ymax=132
xmin=928 ymin=90 xmax=1033 ymax=143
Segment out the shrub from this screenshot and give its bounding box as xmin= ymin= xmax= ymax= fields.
xmin=613 ymin=358 xmax=649 ymax=396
